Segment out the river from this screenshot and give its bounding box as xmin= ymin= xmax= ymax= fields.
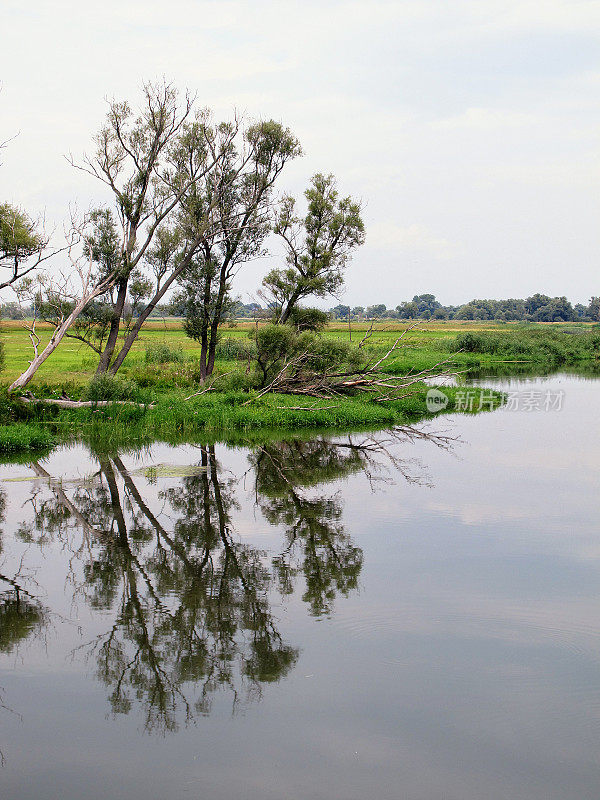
xmin=0 ymin=373 xmax=598 ymax=799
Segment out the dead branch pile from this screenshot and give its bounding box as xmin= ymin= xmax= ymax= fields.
xmin=248 ymin=324 xmax=459 ymax=403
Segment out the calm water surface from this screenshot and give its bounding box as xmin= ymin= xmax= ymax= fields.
xmin=0 ymin=373 xmax=598 ymax=799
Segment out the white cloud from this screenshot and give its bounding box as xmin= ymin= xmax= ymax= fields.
xmin=1 ymin=0 xmax=599 ymax=305
xmin=369 ymin=222 xmax=459 ymax=261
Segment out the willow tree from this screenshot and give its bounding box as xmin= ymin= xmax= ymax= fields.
xmin=172 ymin=120 xmax=302 ymax=380
xmin=262 ymin=173 xmax=365 ymax=324
xmin=68 ymin=81 xmax=233 ymax=375
xmin=77 ymin=90 xmax=301 ymax=378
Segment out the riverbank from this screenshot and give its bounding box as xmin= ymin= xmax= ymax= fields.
xmin=1 ymin=321 xmax=596 ymax=455
xmin=0 ymin=383 xmax=504 ymax=456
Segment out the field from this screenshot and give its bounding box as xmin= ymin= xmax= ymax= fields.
xmin=2 ymin=318 xmax=598 ymax=389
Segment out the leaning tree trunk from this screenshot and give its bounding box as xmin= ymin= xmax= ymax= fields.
xmin=9 ymin=284 xmax=109 ymax=391
xmin=278 ymin=291 xmax=302 ymax=325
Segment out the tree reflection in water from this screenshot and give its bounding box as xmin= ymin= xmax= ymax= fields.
xmin=11 ymin=427 xmax=453 ymax=733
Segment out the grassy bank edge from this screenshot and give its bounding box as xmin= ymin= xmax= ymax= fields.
xmin=0 ymin=384 xmax=504 ymax=457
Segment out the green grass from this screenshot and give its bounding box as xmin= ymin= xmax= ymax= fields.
xmin=0 ymin=423 xmax=55 ymax=454
xmin=1 ymin=319 xmax=597 ymax=390
xmin=11 ymin=384 xmax=502 ymax=455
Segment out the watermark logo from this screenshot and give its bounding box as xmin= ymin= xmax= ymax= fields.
xmin=454 ymin=388 xmax=565 ymax=412
xmin=426 ymin=388 xmax=449 ymax=413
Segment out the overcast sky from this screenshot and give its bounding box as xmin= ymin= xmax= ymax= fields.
xmin=1 ymin=0 xmax=599 ymax=307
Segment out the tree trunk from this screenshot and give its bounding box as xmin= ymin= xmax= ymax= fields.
xmin=96 ymin=280 xmax=128 ymax=374
xmin=205 ymin=281 xmax=227 ymax=378
xmin=278 ymin=291 xmax=302 ymax=325
xmin=9 ymin=285 xmax=108 ymax=391
xmin=107 ymin=251 xmax=200 ymax=375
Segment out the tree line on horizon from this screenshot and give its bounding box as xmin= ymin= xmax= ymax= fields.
xmin=207 ymin=292 xmax=597 ymax=323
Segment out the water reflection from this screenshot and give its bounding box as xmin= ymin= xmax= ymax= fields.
xmin=2 ymin=429 xmax=450 ymax=734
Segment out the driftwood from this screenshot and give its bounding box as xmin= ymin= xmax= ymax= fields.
xmin=18 ymin=396 xmax=155 ymax=409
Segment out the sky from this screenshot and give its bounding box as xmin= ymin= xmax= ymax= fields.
xmin=1 ymin=0 xmax=599 ymax=307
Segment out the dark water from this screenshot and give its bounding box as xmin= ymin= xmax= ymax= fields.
xmin=0 ymin=373 xmax=599 ymax=799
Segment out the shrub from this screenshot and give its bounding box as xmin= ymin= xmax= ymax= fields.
xmin=85 ymin=374 xmax=147 ymax=402
xmin=302 ymin=337 xmax=365 ymax=373
xmin=288 ymin=307 xmax=330 ymax=332
xmin=144 ymin=343 xmax=185 ymax=364
xmin=251 ymin=324 xmax=297 ymax=386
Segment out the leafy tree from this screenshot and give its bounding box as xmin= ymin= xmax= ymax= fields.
xmin=145 ymin=120 xmax=301 ymax=381
xmin=262 ymin=173 xmax=364 ymax=324
xmin=366 ymin=304 xmax=386 ymax=318
xmin=0 ymin=204 xmax=49 ymax=292
xmin=330 ymin=304 xmax=350 ymax=319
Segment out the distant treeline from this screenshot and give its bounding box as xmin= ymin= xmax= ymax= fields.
xmin=241 ymin=294 xmax=600 ymax=323
xmin=331 ymin=294 xmax=600 ymax=322
xmin=3 ymin=294 xmax=598 ymax=324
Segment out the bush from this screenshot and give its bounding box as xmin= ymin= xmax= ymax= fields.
xmin=85 ymin=374 xmax=147 ymax=402
xmin=251 ymin=324 xmax=367 ymax=387
xmin=302 ymin=337 xmax=365 ymax=373
xmin=144 ymin=343 xmax=185 ymax=364
xmin=453 ymin=332 xmax=502 ymax=354
xmin=287 ymin=307 xmax=330 ymax=332
xmin=251 ymin=324 xmax=297 ymax=386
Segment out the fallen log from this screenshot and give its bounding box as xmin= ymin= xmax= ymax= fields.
xmin=18 ymin=396 xmax=155 ymax=409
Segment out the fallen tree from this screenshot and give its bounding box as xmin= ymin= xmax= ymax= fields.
xmin=245 ymin=323 xmax=459 ymax=403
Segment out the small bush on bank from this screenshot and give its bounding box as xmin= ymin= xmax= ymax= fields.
xmin=85 ymin=374 xmax=149 ymax=402
xmin=144 ymin=343 xmax=185 ymax=364
xmin=250 ymin=324 xmax=367 ymax=387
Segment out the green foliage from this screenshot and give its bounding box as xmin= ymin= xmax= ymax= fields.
xmin=302 ymin=336 xmax=365 ymax=373
xmin=251 ymin=324 xmax=298 ymax=385
xmin=214 ymin=337 xmax=257 ymax=360
xmin=0 ymin=424 xmax=54 ymax=454
xmin=287 ymin=306 xmax=330 ymax=332
xmin=85 ymin=374 xmax=148 ymax=402
xmin=0 ymin=339 xmax=4 ymax=374
xmin=263 ymin=173 xmax=364 ymax=322
xmin=0 ymin=389 xmax=39 ymax=423
xmin=251 ymin=324 xmax=366 ymax=387
xmin=0 ymin=204 xmax=44 ymax=266
xmin=144 ymin=342 xmax=185 ymax=364
xmin=450 ymin=329 xmax=600 ymax=364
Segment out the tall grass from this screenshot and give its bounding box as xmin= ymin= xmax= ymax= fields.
xmin=0 ymin=424 xmax=54 ymax=454
xmin=447 ymin=329 xmax=600 ymax=364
